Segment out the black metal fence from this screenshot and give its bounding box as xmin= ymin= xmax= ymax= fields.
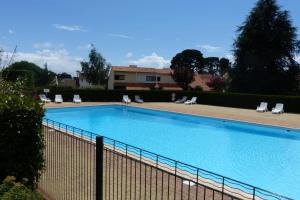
xmin=39 ymin=119 xmax=293 ymax=200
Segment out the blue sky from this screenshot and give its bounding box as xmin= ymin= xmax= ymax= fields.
xmin=1 ymin=0 xmax=300 ymax=75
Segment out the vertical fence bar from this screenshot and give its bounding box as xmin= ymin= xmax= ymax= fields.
xmin=252 ymin=188 xmax=256 ymax=200
xmin=96 ymin=136 xmax=104 ymax=200
xmin=222 ymin=177 xmax=225 ymax=200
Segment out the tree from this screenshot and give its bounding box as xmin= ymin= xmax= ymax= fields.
xmin=219 ymin=58 xmax=231 ymax=77
xmin=170 ymin=49 xmax=204 ymax=89
xmin=80 ymin=46 xmax=111 ymax=85
xmin=203 ymin=57 xmax=219 ymax=74
xmin=230 ymin=0 xmax=300 ymax=94
xmin=2 ymin=61 xmax=55 ymax=87
xmin=57 ymin=72 xmax=72 ymax=80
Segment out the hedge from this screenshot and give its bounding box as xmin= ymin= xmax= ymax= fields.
xmin=0 ymin=81 xmax=45 ymax=188
xmin=39 ymin=88 xmax=300 ymax=113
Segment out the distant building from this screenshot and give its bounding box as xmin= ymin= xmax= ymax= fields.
xmin=108 ymin=65 xmax=182 ymax=90
xmin=59 ymin=78 xmax=76 ymax=88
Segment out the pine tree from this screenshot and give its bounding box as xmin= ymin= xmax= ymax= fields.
xmin=230 ymin=0 xmax=300 ymax=94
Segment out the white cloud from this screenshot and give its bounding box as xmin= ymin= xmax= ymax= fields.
xmin=8 ymin=29 xmax=15 ymax=34
xmin=33 ymin=42 xmax=52 ymax=49
xmin=198 ymin=44 xmax=221 ymax=52
xmin=225 ymin=54 xmax=234 ymax=63
xmin=107 ymin=33 xmax=133 ymax=39
xmin=126 ymin=52 xmax=133 ymax=58
xmin=77 ymin=43 xmax=92 ymax=50
xmin=129 ymin=53 xmax=170 ymax=68
xmin=3 ymin=49 xmax=82 ymax=75
xmin=53 ymin=24 xmax=87 ymax=32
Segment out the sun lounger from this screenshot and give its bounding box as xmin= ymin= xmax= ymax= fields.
xmin=122 ymin=95 xmax=131 ymax=104
xmin=135 ymin=95 xmax=144 ymax=103
xmin=175 ymin=96 xmax=187 ymax=104
xmin=73 ymin=94 xmax=82 ymax=103
xmin=256 ymin=102 xmax=268 ymax=112
xmin=272 ymin=103 xmax=284 ymax=114
xmin=55 ymin=94 xmax=63 ymax=103
xmin=184 ymin=97 xmax=197 ymax=105
xmin=39 ymin=94 xmax=51 ymax=103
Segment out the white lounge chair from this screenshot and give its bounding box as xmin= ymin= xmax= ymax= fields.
xmin=184 ymin=97 xmax=197 ymax=105
xmin=55 ymin=94 xmax=63 ymax=103
xmin=175 ymin=96 xmax=187 ymax=104
xmin=122 ymin=95 xmax=131 ymax=104
xmin=256 ymin=102 xmax=268 ymax=112
xmin=272 ymin=103 xmax=284 ymax=114
xmin=73 ymin=94 xmax=82 ymax=103
xmin=39 ymin=94 xmax=51 ymax=103
xmin=135 ymin=95 xmax=144 ymax=103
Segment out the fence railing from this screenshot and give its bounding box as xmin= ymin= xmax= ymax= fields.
xmin=39 ymin=118 xmax=293 ymax=200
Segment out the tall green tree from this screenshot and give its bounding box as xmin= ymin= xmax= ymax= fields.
xmin=80 ymin=46 xmax=111 ymax=85
xmin=203 ymin=57 xmax=219 ymax=74
xmin=170 ymin=49 xmax=204 ymax=89
xmin=219 ymin=58 xmax=231 ymax=77
xmin=230 ymin=0 xmax=300 ymax=94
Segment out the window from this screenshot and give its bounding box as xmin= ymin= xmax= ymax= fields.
xmin=146 ymin=76 xmax=156 ymax=82
xmin=114 ymin=74 xmax=125 ymax=80
xmin=157 ymin=77 xmax=161 ymax=82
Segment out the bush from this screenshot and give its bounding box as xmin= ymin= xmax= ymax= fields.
xmin=206 ymin=76 xmax=227 ymax=92
xmin=2 ymin=70 xmax=35 ymax=88
xmin=0 ymin=176 xmax=42 ymax=200
xmin=194 ymin=86 xmax=203 ymax=91
xmin=0 ymin=80 xmax=45 ymax=188
xmin=38 ymin=87 xmax=300 ymax=113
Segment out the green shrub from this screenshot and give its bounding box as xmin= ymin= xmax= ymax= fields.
xmin=38 ymin=87 xmax=300 ymax=113
xmin=0 ymin=176 xmax=42 ymax=200
xmin=0 ymin=80 xmax=45 ymax=188
xmin=194 ymin=86 xmax=203 ymax=91
xmin=2 ymin=70 xmax=35 ymax=88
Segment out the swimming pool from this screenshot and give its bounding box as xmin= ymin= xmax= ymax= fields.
xmin=46 ymin=105 xmax=300 ymax=198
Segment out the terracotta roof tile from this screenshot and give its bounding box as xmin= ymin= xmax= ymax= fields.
xmin=112 ymin=66 xmax=172 ymax=75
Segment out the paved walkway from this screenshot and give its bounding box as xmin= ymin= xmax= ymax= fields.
xmin=44 ymin=102 xmax=300 ymax=129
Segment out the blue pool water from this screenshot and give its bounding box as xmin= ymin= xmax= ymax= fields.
xmin=46 ymin=105 xmax=300 ymax=198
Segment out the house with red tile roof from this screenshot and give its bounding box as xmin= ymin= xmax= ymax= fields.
xmin=108 ymin=65 xmax=182 ymax=90
xmin=108 ymin=65 xmax=214 ymax=91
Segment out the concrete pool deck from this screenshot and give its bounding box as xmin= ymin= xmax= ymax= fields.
xmin=44 ymin=102 xmax=300 ymax=129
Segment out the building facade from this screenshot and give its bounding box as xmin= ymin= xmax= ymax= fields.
xmin=108 ymin=65 xmax=182 ymax=90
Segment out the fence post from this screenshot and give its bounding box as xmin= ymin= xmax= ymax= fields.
xmin=96 ymin=136 xmax=104 ymax=200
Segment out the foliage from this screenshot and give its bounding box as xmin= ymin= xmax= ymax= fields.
xmin=2 ymin=70 xmax=35 ymax=88
xmin=219 ymin=58 xmax=231 ymax=77
xmin=57 ymin=72 xmax=72 ymax=80
xmin=170 ymin=49 xmax=204 ymax=89
xmin=0 ymin=79 xmax=45 ymax=188
xmin=0 ymin=176 xmax=42 ymax=200
xmin=230 ymin=0 xmax=300 ymax=94
xmin=203 ymin=57 xmax=220 ymax=74
xmin=80 ymin=46 xmax=111 ymax=85
xmin=206 ymin=76 xmax=227 ymax=92
xmin=37 ymin=87 xmax=300 ymax=113
xmin=2 ymin=61 xmax=56 ymax=87
xmin=194 ymin=86 xmax=203 ymax=91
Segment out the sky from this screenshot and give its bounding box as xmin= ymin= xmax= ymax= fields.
xmin=1 ymin=0 xmax=300 ymax=75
